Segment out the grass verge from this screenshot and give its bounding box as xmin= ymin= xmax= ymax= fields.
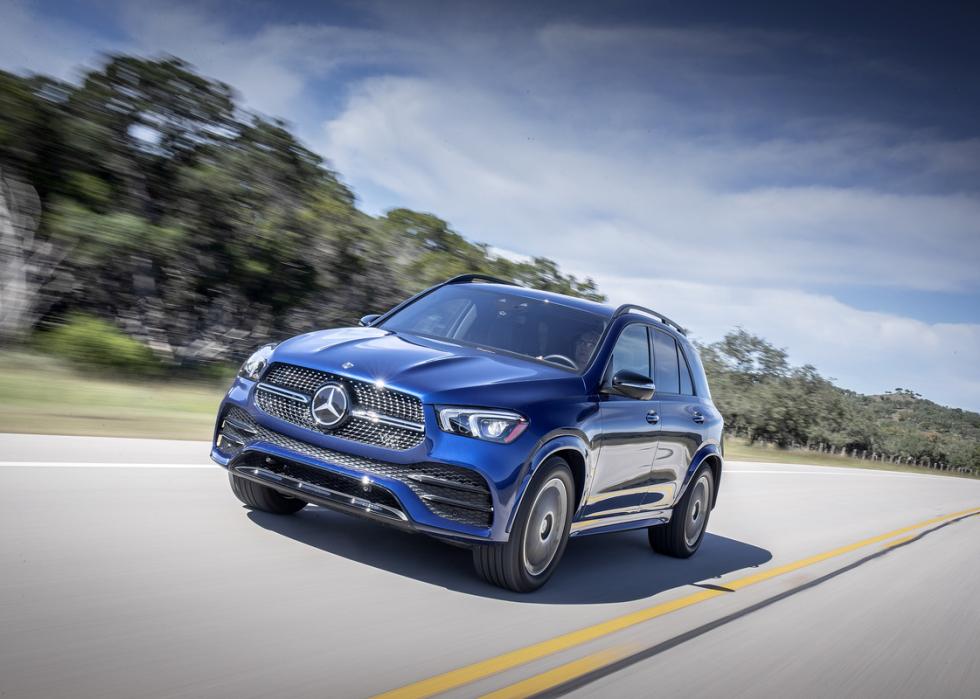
xmin=0 ymin=351 xmax=225 ymax=441
xmin=727 ymin=437 xmax=978 ymax=479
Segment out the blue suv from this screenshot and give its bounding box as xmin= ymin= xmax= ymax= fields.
xmin=212 ymin=274 xmax=724 ymax=591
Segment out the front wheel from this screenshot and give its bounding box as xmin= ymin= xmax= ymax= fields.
xmin=472 ymin=457 xmax=574 ymax=592
xmin=229 ymin=472 xmax=308 ymax=515
xmin=649 ymin=466 xmax=714 ymax=558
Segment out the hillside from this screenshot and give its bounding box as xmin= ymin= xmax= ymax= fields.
xmin=702 ymin=331 xmax=980 ymax=472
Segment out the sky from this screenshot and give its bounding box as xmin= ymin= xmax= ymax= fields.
xmin=2 ymin=0 xmax=979 ymax=409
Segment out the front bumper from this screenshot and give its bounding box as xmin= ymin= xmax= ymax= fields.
xmin=212 ymin=404 xmax=499 ymax=543
xmin=229 ymin=451 xmax=413 ymax=530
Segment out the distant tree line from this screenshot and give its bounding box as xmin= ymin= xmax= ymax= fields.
xmin=701 ymin=329 xmax=980 ymax=472
xmin=1 ymin=55 xmax=977 ymax=471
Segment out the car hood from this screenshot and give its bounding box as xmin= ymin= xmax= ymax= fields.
xmin=272 ymin=327 xmax=582 ymax=401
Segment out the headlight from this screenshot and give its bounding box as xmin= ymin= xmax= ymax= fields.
xmin=239 ymin=343 xmax=277 ymax=381
xmin=437 ymin=407 xmax=528 ymax=443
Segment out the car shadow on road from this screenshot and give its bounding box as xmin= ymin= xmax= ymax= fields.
xmin=247 ymin=506 xmax=772 ymax=604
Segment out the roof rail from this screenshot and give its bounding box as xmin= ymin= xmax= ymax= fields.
xmin=444 ymin=273 xmax=518 ymax=286
xmin=613 ymin=304 xmax=688 ymax=336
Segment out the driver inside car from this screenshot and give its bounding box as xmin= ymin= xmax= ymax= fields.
xmin=573 ymin=329 xmax=600 ymax=369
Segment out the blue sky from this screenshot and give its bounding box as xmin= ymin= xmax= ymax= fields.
xmin=2 ymin=0 xmax=979 ymax=409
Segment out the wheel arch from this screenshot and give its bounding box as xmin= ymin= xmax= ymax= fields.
xmin=505 ymin=435 xmax=590 ymax=535
xmin=679 ymin=444 xmax=724 ymax=508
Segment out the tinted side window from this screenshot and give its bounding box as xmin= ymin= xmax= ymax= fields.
xmin=651 ymin=329 xmax=680 ymax=394
xmin=610 ymin=324 xmax=651 ymax=378
xmin=679 ymin=347 xmax=695 ymax=395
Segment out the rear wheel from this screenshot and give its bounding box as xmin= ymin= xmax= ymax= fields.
xmin=229 ymin=472 xmax=307 ymax=515
xmin=473 ymin=457 xmax=574 ymax=592
xmin=649 ymin=466 xmax=713 ymax=558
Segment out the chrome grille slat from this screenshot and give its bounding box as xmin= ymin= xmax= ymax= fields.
xmin=218 ymin=407 xmax=492 ymax=528
xmin=420 ymin=492 xmax=493 ymax=513
xmin=406 ymin=472 xmax=487 ymax=494
xmin=232 ymin=451 xmax=404 ymax=517
xmin=222 ymin=415 xmax=257 ymax=436
xmin=257 ymin=362 xmax=424 ymax=450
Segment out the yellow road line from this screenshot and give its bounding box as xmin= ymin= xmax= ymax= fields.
xmin=373 ymin=506 xmax=980 ymax=699
xmin=491 ymin=508 xmax=979 ymax=699
xmin=479 ymin=647 xmax=636 ymax=699
xmin=882 ymin=533 xmax=918 ymax=549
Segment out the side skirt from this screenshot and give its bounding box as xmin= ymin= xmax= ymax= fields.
xmin=569 ymin=509 xmax=673 ymax=538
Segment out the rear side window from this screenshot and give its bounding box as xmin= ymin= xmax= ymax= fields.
xmin=610 ymin=324 xmax=651 ymax=378
xmin=651 ymin=329 xmax=680 ymax=394
xmin=679 ymin=347 xmax=695 ymax=395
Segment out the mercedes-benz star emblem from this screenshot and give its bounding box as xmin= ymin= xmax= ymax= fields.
xmin=310 ymin=382 xmax=349 ymax=428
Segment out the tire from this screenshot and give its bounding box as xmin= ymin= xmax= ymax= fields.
xmin=229 ymin=472 xmax=308 ymax=515
xmin=473 ymin=457 xmax=574 ymax=592
xmin=649 ymin=465 xmax=714 ymax=558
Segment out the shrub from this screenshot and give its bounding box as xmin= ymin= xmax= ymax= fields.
xmin=37 ymin=314 xmax=162 ymax=376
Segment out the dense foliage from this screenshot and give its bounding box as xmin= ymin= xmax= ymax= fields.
xmin=701 ymin=329 xmax=980 ymax=471
xmin=1 ymin=56 xmax=977 ymax=471
xmin=0 ymin=57 xmax=601 ymax=365
xmin=37 ymin=312 xmax=162 ymax=375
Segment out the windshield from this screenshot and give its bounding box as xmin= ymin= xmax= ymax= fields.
xmin=379 ymin=286 xmax=608 ymax=371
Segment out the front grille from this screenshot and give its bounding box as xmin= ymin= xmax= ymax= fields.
xmin=265 ymin=363 xmax=424 ymax=423
xmin=257 ymin=362 xmax=424 ymax=450
xmin=218 ymin=407 xmax=492 ymax=528
xmin=256 ymin=390 xmax=311 ymax=426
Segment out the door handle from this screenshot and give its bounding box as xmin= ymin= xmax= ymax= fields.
xmin=646 ymin=411 xmax=660 ymax=425
xmin=692 ymin=411 xmax=705 ymax=424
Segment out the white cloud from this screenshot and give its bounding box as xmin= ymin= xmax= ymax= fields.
xmin=112 ymin=4 xmax=411 ymax=125
xmin=0 ymin=1 xmax=412 ymax=134
xmin=323 ymin=76 xmax=980 ymax=293
xmin=0 ymin=0 xmax=108 ymax=78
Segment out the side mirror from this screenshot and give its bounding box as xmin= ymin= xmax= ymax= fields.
xmin=605 ymin=370 xmax=656 ymax=400
xmin=359 ymin=313 xmax=381 ymax=327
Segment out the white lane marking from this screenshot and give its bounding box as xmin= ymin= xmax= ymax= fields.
xmin=727 ymin=469 xmax=946 ymax=480
xmin=727 ymin=460 xmax=947 ymax=477
xmin=0 ymin=461 xmax=212 ymax=468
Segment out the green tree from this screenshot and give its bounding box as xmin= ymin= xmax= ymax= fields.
xmin=1 ymin=55 xmax=603 ymax=361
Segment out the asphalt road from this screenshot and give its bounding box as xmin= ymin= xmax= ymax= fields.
xmin=1 ymin=432 xmax=979 ymax=699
